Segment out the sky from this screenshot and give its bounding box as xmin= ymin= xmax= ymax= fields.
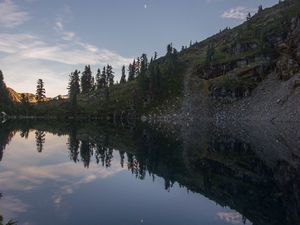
xmin=0 ymin=0 xmax=278 ymax=97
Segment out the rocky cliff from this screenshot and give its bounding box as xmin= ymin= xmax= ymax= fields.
xmin=148 ymin=0 xmax=300 ymax=122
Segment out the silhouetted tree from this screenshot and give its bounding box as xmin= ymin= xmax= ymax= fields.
xmin=0 ymin=70 xmax=11 ymax=108
xmin=81 ymin=65 xmax=93 ymax=93
xmin=95 ymin=68 xmax=101 ymax=89
xmin=100 ymin=66 xmax=107 ymax=88
xmin=35 ymin=79 xmax=46 ymax=103
xmin=128 ymin=64 xmax=135 ymax=81
xmin=120 ymin=65 xmax=126 ymax=84
xmin=106 ymin=65 xmax=114 ymax=86
xmin=140 ymin=54 xmax=148 ymax=76
xmin=68 ymin=70 xmax=80 ymax=107
xmin=35 ymin=130 xmax=45 ymax=153
xmin=247 ymin=12 xmax=252 ymax=21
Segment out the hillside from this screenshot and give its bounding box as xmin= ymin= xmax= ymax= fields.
xmin=7 ymin=88 xmax=37 ymax=103
xmin=7 ymin=87 xmax=52 ymax=104
xmin=145 ymin=0 xmax=300 ymax=122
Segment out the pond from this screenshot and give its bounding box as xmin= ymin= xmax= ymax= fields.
xmin=0 ymin=120 xmax=299 ymax=225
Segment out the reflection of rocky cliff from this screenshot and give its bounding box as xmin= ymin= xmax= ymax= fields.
xmin=1 ymin=120 xmax=300 ymax=225
xmin=179 ymin=121 xmax=300 ymax=225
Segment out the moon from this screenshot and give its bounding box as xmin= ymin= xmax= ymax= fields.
xmin=144 ymin=4 xmax=147 ymax=9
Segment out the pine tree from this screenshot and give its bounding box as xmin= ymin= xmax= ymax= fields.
xmin=167 ymin=43 xmax=173 ymax=55
xmin=140 ymin=54 xmax=148 ymax=76
xmin=154 ymin=52 xmax=158 ymax=60
xmin=100 ymin=66 xmax=107 ymax=88
xmin=0 ymin=70 xmax=11 ymax=107
xmin=68 ymin=70 xmax=80 ymax=107
xmin=35 ymin=79 xmax=46 ymax=103
xmin=246 ymin=12 xmax=251 ymax=21
xmin=135 ymin=57 xmax=141 ymax=77
xmin=81 ymin=65 xmax=93 ymax=93
xmin=95 ymin=68 xmax=101 ymax=90
xmin=120 ymin=65 xmax=126 ymax=84
xmin=128 ymin=64 xmax=135 ymax=81
xmin=106 ymin=65 xmax=114 ymax=86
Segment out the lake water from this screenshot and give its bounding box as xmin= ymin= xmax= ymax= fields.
xmin=0 ymin=120 xmax=299 ymax=225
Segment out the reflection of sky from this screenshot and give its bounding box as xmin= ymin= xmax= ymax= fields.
xmin=0 ymin=131 xmax=248 ymax=225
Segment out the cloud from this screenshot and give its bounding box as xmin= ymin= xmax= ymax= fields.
xmin=217 ymin=212 xmax=246 ymax=224
xmin=0 ymin=33 xmax=132 ymax=66
xmin=221 ymin=6 xmax=256 ymax=20
xmin=0 ymin=0 xmax=30 ymax=28
xmin=0 ymin=195 xmax=29 ymax=221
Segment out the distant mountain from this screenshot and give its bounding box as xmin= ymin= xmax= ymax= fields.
xmin=7 ymin=87 xmax=51 ymax=103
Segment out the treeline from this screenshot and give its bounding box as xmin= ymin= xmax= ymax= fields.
xmin=0 ymin=42 xmax=182 ymax=117
xmin=67 ymin=42 xmax=181 ymax=114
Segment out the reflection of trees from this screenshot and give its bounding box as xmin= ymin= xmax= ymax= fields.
xmin=80 ymin=140 xmax=94 ymax=168
xmin=35 ymin=130 xmax=46 ymax=153
xmin=0 ymin=129 xmax=15 ymax=162
xmin=68 ymin=127 xmax=80 ymax=163
xmin=20 ymin=129 xmax=29 ymax=139
xmin=67 ymin=131 xmax=115 ymax=168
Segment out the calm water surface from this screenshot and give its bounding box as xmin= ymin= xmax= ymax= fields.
xmin=0 ymin=121 xmax=299 ymax=225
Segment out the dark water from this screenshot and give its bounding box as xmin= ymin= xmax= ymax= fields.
xmin=0 ymin=120 xmax=300 ymax=225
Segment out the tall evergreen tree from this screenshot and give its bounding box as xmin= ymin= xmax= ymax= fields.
xmin=128 ymin=64 xmax=135 ymax=81
xmin=95 ymin=68 xmax=101 ymax=90
xmin=140 ymin=54 xmax=148 ymax=76
xmin=135 ymin=57 xmax=141 ymax=77
xmin=100 ymin=66 xmax=107 ymax=88
xmin=81 ymin=65 xmax=93 ymax=93
xmin=35 ymin=79 xmax=46 ymax=103
xmin=167 ymin=43 xmax=173 ymax=55
xmin=120 ymin=65 xmax=126 ymax=84
xmin=68 ymin=70 xmax=80 ymax=107
xmin=0 ymin=70 xmax=11 ymax=107
xmin=106 ymin=65 xmax=114 ymax=86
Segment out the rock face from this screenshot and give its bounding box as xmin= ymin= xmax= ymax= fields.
xmin=7 ymin=87 xmax=51 ymax=103
xmin=276 ymin=17 xmax=300 ymax=81
xmin=164 ymin=1 xmax=300 ymax=123
xmin=144 ymin=1 xmax=300 ymax=123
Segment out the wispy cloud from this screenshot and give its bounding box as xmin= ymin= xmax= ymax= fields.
xmin=221 ymin=6 xmax=256 ymax=20
xmin=217 ymin=212 xmax=246 ymax=224
xmin=0 ymin=32 xmax=132 ymax=66
xmin=0 ymin=0 xmax=30 ymax=28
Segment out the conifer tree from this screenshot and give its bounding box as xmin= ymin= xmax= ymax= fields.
xmin=81 ymin=65 xmax=93 ymax=93
xmin=106 ymin=65 xmax=114 ymax=86
xmin=95 ymin=68 xmax=101 ymax=90
xmin=0 ymin=70 xmax=10 ymax=107
xmin=100 ymin=66 xmax=107 ymax=88
xmin=135 ymin=57 xmax=141 ymax=77
xmin=68 ymin=70 xmax=80 ymax=107
xmin=35 ymin=79 xmax=46 ymax=103
xmin=140 ymin=54 xmax=148 ymax=76
xmin=120 ymin=65 xmax=126 ymax=84
xmin=128 ymin=64 xmax=135 ymax=81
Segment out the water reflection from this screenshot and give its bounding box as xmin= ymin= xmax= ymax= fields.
xmin=0 ymin=120 xmax=299 ymax=225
